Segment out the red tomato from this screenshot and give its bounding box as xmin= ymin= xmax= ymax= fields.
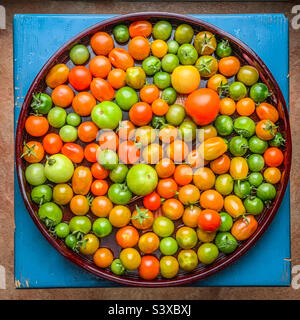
xmin=129 ymin=20 xmax=152 ymax=38
xmin=108 ymin=47 xmax=134 ymax=71
xmin=185 ymin=88 xmax=220 ymax=125
xmin=91 ymin=180 xmax=109 ymax=196
xmin=129 ymin=102 xmax=153 ymax=126
xmin=143 ymin=192 xmax=162 ymax=211
xmin=42 ymin=133 xmax=63 ymax=154
xmin=91 ymin=162 xmax=109 ymax=180
xmin=68 ymin=66 xmax=92 ymax=91
xmin=25 ymin=116 xmax=49 ymax=137
xmin=61 ymin=143 xmax=84 ymax=163
xmin=84 ymin=143 xmax=99 ymax=163
xmin=157 ymin=178 xmax=178 ymax=199
xmin=197 ymin=209 xmax=221 ymax=232
xmin=90 ymin=78 xmax=115 ymax=102
xmin=118 ymin=140 xmax=140 ymax=164
xmin=264 ymin=147 xmax=284 ymax=167
xmin=116 ymin=226 xmax=139 ymax=248
xmin=138 ymin=255 xmax=160 ymax=280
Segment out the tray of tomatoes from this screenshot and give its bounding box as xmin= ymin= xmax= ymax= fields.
xmin=15 ymin=12 xmax=291 ymax=286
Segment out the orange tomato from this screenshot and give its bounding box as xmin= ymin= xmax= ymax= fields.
xmin=128 ymin=36 xmax=150 ymax=60
xmin=193 ymin=167 xmax=215 ymax=190
xmin=264 ymin=147 xmax=284 ymax=167
xmin=90 ymin=32 xmax=114 ymax=56
xmin=98 ymin=130 xmax=119 ymax=151
xmin=138 ymin=232 xmax=160 ymax=254
xmin=178 ymin=185 xmax=200 ymax=205
xmin=199 ymin=189 xmax=224 ymax=211
xmin=68 ymin=66 xmax=92 ymax=91
xmin=117 ymin=120 xmax=135 ymax=140
xmin=91 ymin=162 xmax=109 ymax=180
xmin=129 ymin=102 xmax=153 ymax=126
xmin=173 ymin=164 xmax=193 ymax=186
xmin=107 ymin=68 xmax=126 ymax=89
xmin=131 ymin=206 xmax=154 ymax=230
xmin=91 ymin=180 xmax=109 ymax=196
xmin=93 ymin=248 xmax=114 ymax=268
xmin=139 ymin=84 xmax=160 ymax=104
xmin=89 ymin=55 xmax=112 ymax=78
xmin=162 ymin=198 xmax=184 ymax=220
xmin=51 ymin=85 xmax=74 ymax=108
xmin=197 ymin=209 xmax=221 ymax=232
xmin=91 ymin=196 xmax=113 ymax=218
xmin=84 ymin=143 xmax=100 ymax=163
xmin=218 ymin=56 xmax=240 ymax=77
xmin=155 ymin=158 xmax=176 ymax=178
xmin=166 ymin=140 xmax=189 ymax=163
xmin=108 ymin=47 xmax=134 ymax=71
xmin=45 ymin=63 xmax=69 ymax=88
xmin=78 ymin=121 xmax=99 ymax=143
xmin=256 ymin=102 xmax=279 ymax=123
xmin=264 ymin=167 xmax=281 ymax=184
xmin=207 ymin=74 xmax=228 ymax=92
xmin=151 ymin=98 xmax=169 ymax=116
xmin=219 ymin=97 xmax=236 ymax=116
xmin=157 ymin=178 xmax=178 ymax=199
xmin=151 ymin=39 xmax=168 ymax=58
xmin=72 ymin=166 xmax=92 ymax=195
xmin=129 ymin=20 xmax=152 ymax=38
xmin=236 ymin=97 xmax=255 ymax=116
xmin=22 ymin=141 xmax=44 ymax=163
xmin=158 ymin=125 xmax=178 ymax=144
xmin=72 ymin=92 xmax=96 ymax=116
xmin=199 ymin=124 xmax=217 ymax=141
xmin=138 ymin=255 xmax=160 ymax=280
xmin=116 ymin=226 xmax=139 ymax=248
xmin=210 ymin=154 xmax=231 ymax=174
xmin=70 ymin=195 xmax=90 ymax=216
xmin=90 ymin=78 xmax=115 ymax=102
xmin=182 ymin=206 xmax=202 ymax=228
xmin=109 ymin=205 xmax=131 ymax=228
xmin=42 ymin=133 xmax=63 ymax=154
xmin=186 ymin=149 xmax=204 ymax=168
xmin=231 ymin=215 xmax=258 ymax=241
xmin=256 ymin=120 xmax=277 ymax=141
xmin=61 ymin=143 xmax=84 ymax=164
xmin=25 ymin=116 xmax=49 ymax=137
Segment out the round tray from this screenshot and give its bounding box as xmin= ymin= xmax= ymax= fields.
xmin=15 ymin=12 xmax=292 ymax=287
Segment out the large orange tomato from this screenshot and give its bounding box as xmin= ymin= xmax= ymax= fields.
xmin=185 ymin=88 xmax=220 ymax=125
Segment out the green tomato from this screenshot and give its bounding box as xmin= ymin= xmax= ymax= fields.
xmin=218 ymin=212 xmax=233 ymax=232
xmin=256 ymin=183 xmax=276 ymax=201
xmin=167 ymin=40 xmax=179 ymax=54
xmin=111 ymin=258 xmax=126 ymax=275
xmin=59 ymin=125 xmax=78 ymax=142
xmin=249 ymin=136 xmax=268 ymax=154
xmin=174 ymin=24 xmax=194 ymax=44
xmin=229 ymin=82 xmax=247 ymax=101
xmin=248 ymin=172 xmax=263 ymax=187
xmin=31 ymin=92 xmax=52 ymax=114
xmin=247 ymin=154 xmax=265 ymax=172
xmin=233 ymin=116 xmax=256 ymax=138
xmin=115 ymin=86 xmax=138 ymax=111
xmin=66 ymin=112 xmax=81 ymax=126
xmin=269 ymin=132 xmax=286 ymax=148
xmin=160 ymin=256 xmax=179 ymax=279
xmin=69 ymin=44 xmax=90 ymax=65
xmin=215 ymin=232 xmax=238 ymax=254
xmin=244 ymin=196 xmax=264 ymax=215
xmin=177 ymin=44 xmax=198 ymax=65
xmin=152 ymin=115 xmax=166 ymax=129
xmin=237 ymin=65 xmax=259 ymax=86
xmin=159 ymin=237 xmax=178 ymax=255
xmin=125 ymin=67 xmax=146 ymax=89
xmin=65 ymin=234 xmax=78 ymax=250
xmin=152 ymin=20 xmax=172 ymax=40
xmin=92 ymin=218 xmax=112 ymax=238
xmin=216 ymin=39 xmax=232 ymax=58
xmin=215 ymin=174 xmax=233 ymax=196
xmin=250 ymin=83 xmax=269 ymax=103
xmin=176 ymin=227 xmax=197 ymax=249
xmin=25 ymin=163 xmax=47 ymax=186
xmin=97 ymin=149 xmax=119 ymax=170
xmin=47 ymin=106 xmax=67 ymax=128
xmin=177 ymin=249 xmax=198 ymax=271
xmin=142 ymin=56 xmax=161 ymax=76
xmin=54 ymin=222 xmax=70 ymax=239
xmin=161 ymin=54 xmax=179 ymax=73
xmin=126 ymin=164 xmax=158 ymax=196
xmin=113 ymin=24 xmax=129 ymax=43
xmin=197 ymin=243 xmax=219 ymax=264
xmin=161 ymin=87 xmax=177 ymax=105
xmin=91 ymin=101 xmax=122 ymax=130
xmin=234 ymin=180 xmax=251 ymax=199
xmin=195 ymin=55 xmax=218 ymax=77
xmin=153 ymin=71 xmax=171 ymax=89
xmin=108 ymin=183 xmax=132 ymax=205
xmin=179 ymin=120 xmax=197 ymax=142
xmin=31 ymin=184 xmax=52 ymax=205
xmin=44 ymin=154 xmax=74 ymax=183
xmin=38 ymin=202 xmax=63 ymax=227
xmin=215 ymin=115 xmax=233 ymax=136
xmin=69 ymin=216 xmax=92 ymax=234
xmin=109 ymin=164 xmax=128 ymax=183
xmin=229 ymin=136 xmax=249 ymax=156
xmin=153 ymin=216 xmax=174 ymax=237
xmin=165 ymin=104 xmax=185 ymax=126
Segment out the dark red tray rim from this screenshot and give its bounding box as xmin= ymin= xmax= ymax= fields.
xmin=15 ymin=12 xmax=292 ymax=287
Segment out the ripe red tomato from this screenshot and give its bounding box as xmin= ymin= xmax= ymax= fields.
xmin=264 ymin=147 xmax=284 ymax=167
xmin=68 ymin=66 xmax=92 ymax=91
xmin=84 ymin=143 xmax=99 ymax=163
xmin=185 ymin=88 xmax=220 ymax=125
xmin=42 ymin=133 xmax=63 ymax=154
xmin=129 ymin=102 xmax=153 ymax=126
xmin=116 ymin=226 xmax=139 ymax=248
xmin=143 ymin=192 xmax=161 ymax=211
xmin=197 ymin=209 xmax=221 ymax=232
xmin=90 ymin=78 xmax=115 ymax=102
xmin=138 ymin=255 xmax=160 ymax=280
xmin=118 ymin=140 xmax=141 ymax=164
xmin=61 ymin=143 xmax=84 ymax=163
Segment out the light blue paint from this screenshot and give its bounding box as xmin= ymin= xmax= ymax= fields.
xmin=14 ymin=14 xmax=290 ymax=288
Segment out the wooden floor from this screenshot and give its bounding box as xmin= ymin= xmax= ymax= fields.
xmin=0 ymin=0 xmax=299 ymax=299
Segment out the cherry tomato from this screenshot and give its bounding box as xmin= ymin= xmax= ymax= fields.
xmin=118 ymin=140 xmax=140 ymax=164
xmin=109 ymin=205 xmax=131 ymax=228
xmin=90 ymin=78 xmax=115 ymax=102
xmin=166 ymin=140 xmax=189 ymax=163
xmin=197 ymin=209 xmax=221 ymax=232
xmin=173 ymin=164 xmax=193 ymax=186
xmin=151 ymin=98 xmax=169 ymax=116
xmin=151 ymin=39 xmax=168 ymax=58
xmin=129 ymin=20 xmax=152 ymax=38
xmin=109 ymin=47 xmax=134 ymax=71
xmin=107 ymin=68 xmax=126 ymax=89
xmin=98 ymin=130 xmax=119 ymax=151
xmin=78 ymin=121 xmax=98 ymax=142
xmin=207 ymin=74 xmax=228 ymax=93
xmin=138 ymin=255 xmax=160 ymax=280
xmin=155 ymin=158 xmax=176 ymax=178
xmin=264 ymin=147 xmax=284 ymax=167
xmin=210 ymin=154 xmax=231 ymax=174
xmin=25 ymin=116 xmax=49 ymax=137
xmin=219 ymin=97 xmax=236 ymax=116
xmin=116 ymin=226 xmax=139 ymax=248
xmin=218 ymin=56 xmax=240 ymax=77
xmin=131 ymin=206 xmax=154 ymax=230
xmin=68 ymin=66 xmax=92 ymax=91
xmin=22 ymin=141 xmax=44 ymax=163
xmin=93 ymin=248 xmax=114 ymax=268
xmin=256 ymin=102 xmax=279 ymax=123
xmin=51 ymin=85 xmax=74 ymax=108
xmin=182 ymin=206 xmax=201 ymax=228
xmin=89 ymin=55 xmax=111 ymax=78
xmin=176 ymin=226 xmax=198 ymax=249
xmin=138 ymin=232 xmax=160 ymax=254
xmin=256 ymin=120 xmax=277 ymax=141
xmin=91 ymin=196 xmax=113 ymax=218
xmin=72 ymin=92 xmax=96 ymax=116
xmin=45 ymin=63 xmax=69 ymax=88
xmin=128 ymin=36 xmax=150 ymax=60
xmin=80 ymin=234 xmax=99 ymax=255
xmin=70 ymin=195 xmax=89 ymax=216
xmin=143 ymin=192 xmax=162 ymax=211
xmin=236 ymin=98 xmax=255 ymax=116
xmin=117 ymin=120 xmax=135 ymax=141
xmin=91 ymin=180 xmax=109 ymax=196
xmin=129 ymin=102 xmax=153 ymax=126
xmin=264 ymin=167 xmax=281 ymax=184
xmin=159 ymin=125 xmax=178 ymax=144
xmin=140 ymin=84 xmax=160 ymax=104
xmin=200 ymin=189 xmax=224 ymax=211
xmin=157 ymin=178 xmax=178 ymax=199
xmin=42 ymin=133 xmax=63 ymax=154
xmin=119 ymin=248 xmax=141 ymax=271
xmin=193 ymin=167 xmax=215 ymax=191
xmin=53 ymin=183 xmax=73 ymax=205
xmin=83 ymin=143 xmax=99 ymax=163
xmin=231 ymin=215 xmax=258 ymax=240
xmin=91 ymin=162 xmax=109 ymax=180
xmin=160 ymin=256 xmax=179 ymax=279
xmin=224 ymin=194 xmax=246 ymax=218
xmin=90 ymin=32 xmax=114 ymax=56
xmin=61 ymin=142 xmax=84 ymax=163
xmin=162 ymin=198 xmax=184 ymax=220
xmin=72 ymin=166 xmax=92 ymax=195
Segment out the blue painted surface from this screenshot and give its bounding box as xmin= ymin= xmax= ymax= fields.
xmin=14 ymin=14 xmax=290 ymax=288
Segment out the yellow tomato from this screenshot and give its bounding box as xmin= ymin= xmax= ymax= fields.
xmin=171 ymin=66 xmax=200 ymax=94
xmin=264 ymin=167 xmax=281 ymax=184
xmin=45 ymin=63 xmax=69 ymax=88
xmin=199 ymin=137 xmax=228 ymax=161
xmin=53 ymin=184 xmax=73 ymax=205
xmin=135 ymin=126 xmax=156 ymax=146
xmin=196 ymin=228 xmax=216 ymax=242
xmin=198 ymin=124 xmax=217 ymax=142
xmin=138 ymin=232 xmax=160 ymax=254
xmin=151 ymin=39 xmax=168 ymax=58
xmin=119 ymin=248 xmax=141 ymax=271
xmin=109 ymin=205 xmax=131 ymax=228
xmin=80 ymin=234 xmax=100 ymax=255
xmin=224 ymin=195 xmax=246 ymax=218
xmin=142 ymin=143 xmax=163 ymax=164
xmin=229 ymin=157 xmax=249 ymax=180
xmin=207 ymin=73 xmax=228 ymax=92
xmin=193 ymin=167 xmax=215 ymax=190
